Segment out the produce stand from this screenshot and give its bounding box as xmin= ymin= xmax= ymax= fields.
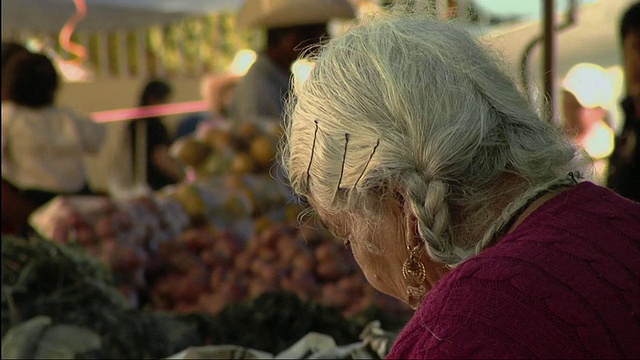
xmin=2 ymin=119 xmax=413 ymax=358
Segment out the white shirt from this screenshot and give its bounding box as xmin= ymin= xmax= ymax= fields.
xmin=229 ymin=54 xmax=291 ymax=121
xmin=1 ymin=102 xmax=106 ymax=192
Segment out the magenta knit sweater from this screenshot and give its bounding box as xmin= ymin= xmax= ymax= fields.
xmin=387 ymin=182 xmax=640 ymax=359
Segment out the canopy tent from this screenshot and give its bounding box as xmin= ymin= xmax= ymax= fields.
xmin=1 ymin=0 xmax=242 ymax=33
xmin=3 ymin=0 xmax=629 ymax=103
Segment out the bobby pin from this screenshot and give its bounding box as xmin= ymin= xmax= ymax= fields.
xmin=353 ymin=138 xmax=380 ymax=188
xmin=568 ymin=171 xmax=581 ymax=184
xmin=306 ymin=120 xmax=319 ymax=183
xmin=336 ymin=133 xmax=350 ymax=191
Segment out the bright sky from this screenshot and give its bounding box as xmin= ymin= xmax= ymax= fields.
xmin=473 ymin=0 xmax=601 ymax=20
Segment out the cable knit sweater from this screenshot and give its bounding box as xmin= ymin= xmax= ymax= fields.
xmin=387 ymin=182 xmax=640 ymax=359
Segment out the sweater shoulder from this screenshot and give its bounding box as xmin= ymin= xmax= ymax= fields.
xmin=388 ymin=184 xmax=640 ymax=359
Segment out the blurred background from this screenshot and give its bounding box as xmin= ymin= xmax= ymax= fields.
xmin=3 ymin=0 xmax=632 ymax=190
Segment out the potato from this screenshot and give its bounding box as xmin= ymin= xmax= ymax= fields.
xmin=258 ymin=226 xmax=280 ymax=249
xmin=248 ymin=279 xmax=277 ymax=298
xmin=122 ymin=245 xmax=149 ymax=271
xmin=316 ymin=259 xmax=346 ymax=281
xmin=320 ymin=283 xmax=349 ymax=309
xmin=296 ymin=273 xmax=321 ymax=297
xmin=314 ymin=242 xmax=336 ymax=263
xmin=258 ymin=247 xmax=278 ymax=262
xmin=200 ymin=248 xmax=221 ymax=268
xmin=259 ymin=263 xmax=280 ymax=283
xmin=157 ymin=240 xmax=185 ymax=261
xmin=291 ymin=250 xmax=315 ymax=273
xmin=180 ymin=228 xmax=214 ymax=252
xmin=152 ymin=273 xmax=182 ymax=298
xmin=218 ymin=279 xmax=248 ymax=301
xmin=173 ymin=267 xmax=208 ymax=303
xmin=250 ymin=258 xmax=273 ymax=276
xmin=276 ymin=235 xmax=300 ymax=263
xmin=214 ymin=234 xmax=243 ymax=261
xmin=233 ymin=251 xmax=253 ymax=273
xmin=208 ymin=265 xmax=228 ymax=291
xmin=166 ymin=250 xmax=202 ymax=274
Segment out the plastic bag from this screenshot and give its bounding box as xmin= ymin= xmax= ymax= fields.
xmin=29 ymin=195 xmax=115 ymax=246
xmin=2 ymin=316 xmax=101 ymax=359
xmin=166 ymin=322 xmax=396 ymax=360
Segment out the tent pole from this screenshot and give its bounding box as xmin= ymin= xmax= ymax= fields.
xmin=543 ymin=0 xmax=557 ymax=123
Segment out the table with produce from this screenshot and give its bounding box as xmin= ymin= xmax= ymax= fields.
xmin=1 ymin=121 xmax=413 ymax=359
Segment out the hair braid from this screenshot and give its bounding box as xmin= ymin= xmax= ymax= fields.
xmin=404 ymin=173 xmax=460 ymax=264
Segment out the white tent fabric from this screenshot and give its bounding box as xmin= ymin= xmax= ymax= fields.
xmin=1 ymin=0 xmax=243 ymax=33
xmin=236 ymin=0 xmax=356 ymax=28
xmin=1 ymin=0 xmax=360 ymax=33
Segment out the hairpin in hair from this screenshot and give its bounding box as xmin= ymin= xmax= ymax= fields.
xmin=353 ymin=138 xmax=380 ymax=188
xmin=306 ymin=120 xmax=319 ymax=183
xmin=336 ymin=133 xmax=350 ymax=191
xmin=568 ymin=171 xmax=581 ymax=184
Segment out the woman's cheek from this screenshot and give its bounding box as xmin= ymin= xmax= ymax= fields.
xmin=349 ymin=243 xmax=386 ymax=291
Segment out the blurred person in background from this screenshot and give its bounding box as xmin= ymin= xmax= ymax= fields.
xmin=228 ymin=23 xmax=327 ymax=121
xmin=2 ymin=41 xmax=32 ymax=234
xmin=1 ymin=41 xmax=29 ymax=70
xmin=280 ymin=12 xmax=640 ymax=359
xmin=1 ymin=42 xmax=30 ymax=107
xmin=1 ymin=51 xmax=106 ymax=233
xmin=128 ymin=79 xmax=184 ymax=190
xmin=560 ymin=63 xmax=616 ymax=184
xmin=607 ymin=2 xmax=640 ymax=201
xmin=175 ymin=74 xmax=240 ymax=140
xmin=229 ymin=0 xmax=356 ymax=122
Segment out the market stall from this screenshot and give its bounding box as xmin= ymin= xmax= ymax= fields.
xmin=1 ymin=3 xmax=418 ymax=357
xmin=2 ymin=118 xmax=413 ymax=358
xmin=2 ymin=234 xmax=403 ymax=358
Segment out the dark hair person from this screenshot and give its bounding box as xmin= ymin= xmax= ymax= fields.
xmin=128 ymin=78 xmax=183 ymax=190
xmin=2 ymin=51 xmax=105 ymax=232
xmin=280 ymin=12 xmax=640 ymax=359
xmin=607 ymin=2 xmax=640 ymax=202
xmin=2 ymin=50 xmax=58 ymax=108
xmin=1 ymin=41 xmax=29 ymax=70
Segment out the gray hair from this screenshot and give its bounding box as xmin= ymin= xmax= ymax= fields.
xmin=280 ymin=13 xmax=586 ymax=266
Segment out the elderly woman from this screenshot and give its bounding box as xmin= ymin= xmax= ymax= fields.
xmin=280 ymin=13 xmax=640 ymax=359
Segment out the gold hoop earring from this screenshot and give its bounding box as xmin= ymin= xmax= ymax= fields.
xmin=402 ymin=244 xmax=427 ymax=308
